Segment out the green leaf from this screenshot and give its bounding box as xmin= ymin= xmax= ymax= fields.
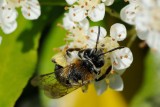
xmin=0 ymin=17 xmax=40 ymax=107
xmin=130 ymin=51 xmax=160 ymax=107
xmin=0 ymin=6 xmax=62 ymax=107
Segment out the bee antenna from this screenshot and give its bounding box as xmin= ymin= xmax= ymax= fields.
xmin=98 ymin=46 xmax=125 ymax=57
xmin=95 ymin=26 xmax=101 ymax=52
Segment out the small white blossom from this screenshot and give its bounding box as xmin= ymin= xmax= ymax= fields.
xmin=110 ymin=23 xmax=127 ymax=41
xmin=135 ymin=0 xmax=160 ymax=52
xmin=0 ymin=4 xmax=17 ymax=34
xmin=0 ymin=36 xmax=2 ymax=45
xmin=62 ymin=15 xmax=107 ymax=49
xmin=66 ymin=0 xmax=115 ymax=22
xmin=2 ymin=0 xmax=41 ymax=20
xmin=120 ymin=1 xmax=140 ymax=25
xmin=110 ymin=47 xmax=133 ymax=70
xmin=0 ymin=0 xmax=41 ymax=34
xmin=63 ymin=13 xmax=89 ymax=31
xmin=121 ymin=0 xmax=160 ymax=52
xmin=66 ymin=26 xmax=107 ymax=48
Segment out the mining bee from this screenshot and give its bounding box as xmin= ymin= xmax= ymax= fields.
xmin=31 ymin=26 xmax=124 ymax=99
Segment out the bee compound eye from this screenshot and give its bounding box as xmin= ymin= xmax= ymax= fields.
xmin=99 ymin=60 xmax=104 ymax=66
xmin=84 ymin=49 xmax=92 ymax=57
xmin=94 ymin=60 xmax=104 ymax=68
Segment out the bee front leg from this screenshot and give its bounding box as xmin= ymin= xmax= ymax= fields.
xmin=95 ymin=66 xmax=112 ymax=81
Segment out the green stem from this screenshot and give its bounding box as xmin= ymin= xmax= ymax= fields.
xmin=105 ymin=7 xmax=120 ymax=19
xmin=127 ymin=28 xmax=137 ymax=47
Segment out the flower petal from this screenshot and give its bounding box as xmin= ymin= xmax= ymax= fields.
xmin=109 ymin=74 xmax=124 ymax=91
xmin=136 ymin=30 xmax=148 ymax=40
xmin=110 ymin=23 xmax=127 ymax=41
xmin=88 ymin=26 xmax=107 ymax=42
xmin=0 ymin=0 xmax=6 ymax=6
xmin=21 ymin=0 xmax=41 ymax=20
xmin=69 ymin=5 xmax=87 ymax=22
xmin=79 ymin=18 xmax=89 ymax=31
xmin=65 ymin=0 xmax=77 ymax=5
xmin=135 ymin=12 xmax=150 ymax=40
xmin=140 ymin=0 xmax=156 ymax=8
xmin=94 ymin=79 xmax=108 ymax=95
xmin=88 ymin=3 xmax=105 ymax=22
xmin=63 ymin=13 xmax=76 ymax=30
xmin=0 ymin=5 xmax=17 ymax=23
xmin=129 ymin=0 xmax=140 ymax=4
xmin=115 ymin=69 xmax=126 ymax=75
xmin=102 ymin=0 xmax=114 ymax=6
xmin=146 ymin=31 xmax=160 ymax=52
xmin=120 ymin=3 xmax=139 ymax=25
xmin=1 ymin=20 xmax=17 ymax=34
xmin=63 ymin=12 xmax=89 ymax=31
xmin=110 ymin=47 xmax=133 ymax=70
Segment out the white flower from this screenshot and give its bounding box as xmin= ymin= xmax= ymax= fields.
xmin=0 ymin=36 xmax=2 ymax=45
xmin=2 ymin=0 xmax=41 ymax=20
xmin=110 ymin=23 xmax=127 ymax=41
xmin=63 ymin=13 xmax=89 ymax=31
xmin=0 ymin=3 xmax=18 ymax=34
xmin=110 ymin=47 xmax=133 ymax=70
xmin=135 ymin=0 xmax=160 ymax=52
xmin=66 ymin=0 xmax=115 ymax=22
xmin=121 ymin=0 xmax=160 ymax=52
xmin=62 ymin=15 xmax=107 ymax=49
xmin=66 ymin=26 xmax=107 ymax=48
xmin=120 ymin=1 xmax=140 ymax=25
xmin=0 ymin=0 xmax=41 ymax=34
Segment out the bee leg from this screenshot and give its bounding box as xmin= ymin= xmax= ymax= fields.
xmin=92 ymin=70 xmax=100 ymax=75
xmin=95 ymin=66 xmax=112 ymax=81
xmin=66 ymin=48 xmax=81 ymax=57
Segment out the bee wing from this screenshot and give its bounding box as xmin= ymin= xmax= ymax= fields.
xmin=31 ymin=66 xmax=80 ymax=99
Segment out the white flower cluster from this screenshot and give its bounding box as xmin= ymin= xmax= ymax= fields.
xmin=121 ymin=0 xmax=160 ymax=52
xmin=65 ymin=0 xmax=115 ymax=22
xmin=0 ymin=0 xmax=41 ymax=34
xmin=62 ymin=12 xmax=133 ymax=94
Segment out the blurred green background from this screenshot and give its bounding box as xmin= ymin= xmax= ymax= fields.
xmin=0 ymin=0 xmax=160 ymax=107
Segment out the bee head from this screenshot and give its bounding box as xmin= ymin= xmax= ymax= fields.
xmin=78 ymin=48 xmax=105 ymax=68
